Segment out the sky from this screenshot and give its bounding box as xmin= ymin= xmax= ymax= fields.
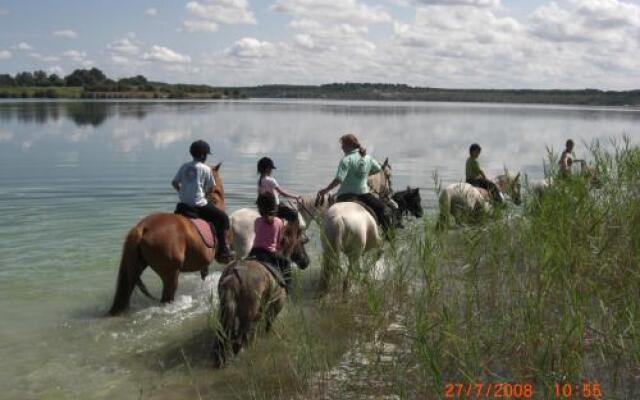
xmin=0 ymin=0 xmax=639 ymax=89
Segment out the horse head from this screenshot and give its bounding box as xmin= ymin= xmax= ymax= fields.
xmin=208 ymin=162 xmax=225 ymax=210
xmin=497 ymin=170 xmax=522 ymax=205
xmin=368 ymin=157 xmax=393 ymax=199
xmin=281 ymin=220 xmax=310 ymax=270
xmin=393 ymin=186 xmax=423 ymax=219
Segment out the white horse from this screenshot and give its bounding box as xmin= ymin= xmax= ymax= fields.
xmin=318 ymin=161 xmax=394 ymax=293
xmin=437 ymin=172 xmax=522 ymax=230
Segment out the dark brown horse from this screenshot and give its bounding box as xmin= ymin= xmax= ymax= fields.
xmin=213 ymin=220 xmax=309 ymax=367
xmin=108 ymin=163 xmax=225 ymax=316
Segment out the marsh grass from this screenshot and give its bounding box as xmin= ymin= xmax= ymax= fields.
xmin=207 ymin=139 xmax=640 ymax=399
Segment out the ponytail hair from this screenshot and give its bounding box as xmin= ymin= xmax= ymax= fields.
xmin=340 ymin=133 xmax=367 ymax=157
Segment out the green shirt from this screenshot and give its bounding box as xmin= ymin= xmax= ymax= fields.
xmin=466 ymin=156 xmax=482 ymax=181
xmin=335 ymin=149 xmax=382 ymax=196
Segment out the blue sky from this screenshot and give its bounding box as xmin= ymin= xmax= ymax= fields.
xmin=1 ymin=0 xmax=639 ymax=89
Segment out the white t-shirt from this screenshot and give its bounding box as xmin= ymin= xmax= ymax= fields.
xmin=258 ymin=176 xmax=280 ymax=204
xmin=173 ymin=160 xmax=215 ymax=207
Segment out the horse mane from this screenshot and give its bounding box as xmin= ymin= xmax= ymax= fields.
xmin=208 ymin=163 xmax=225 ymax=210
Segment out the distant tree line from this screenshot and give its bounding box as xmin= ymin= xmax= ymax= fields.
xmin=235 ymin=83 xmax=640 ymax=106
xmin=0 ymin=68 xmax=242 ymax=99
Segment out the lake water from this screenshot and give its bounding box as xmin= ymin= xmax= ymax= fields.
xmin=1 ymin=99 xmax=638 ymax=399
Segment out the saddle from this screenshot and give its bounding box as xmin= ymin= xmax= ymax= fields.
xmin=174 ymin=203 xmax=216 ymax=248
xmin=246 ymin=258 xmax=288 ymax=289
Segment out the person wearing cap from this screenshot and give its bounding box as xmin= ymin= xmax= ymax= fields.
xmin=257 ymin=156 xmax=301 ymax=222
xmin=317 ymin=133 xmax=391 ymax=233
xmin=249 ymin=192 xmax=292 ymax=289
xmin=465 ymin=143 xmax=502 ymax=203
xmin=172 ymin=140 xmax=234 ymax=266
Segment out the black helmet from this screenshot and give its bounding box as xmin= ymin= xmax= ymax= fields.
xmin=257 ymin=157 xmax=277 ymax=173
xmin=256 ymin=192 xmax=278 ymax=215
xmin=189 ymin=140 xmax=211 ymax=158
xmin=469 ymin=143 xmax=481 ymax=153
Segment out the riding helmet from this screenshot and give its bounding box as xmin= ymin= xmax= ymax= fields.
xmin=256 ymin=192 xmax=278 ymax=215
xmin=257 ymin=157 xmax=277 ymax=173
xmin=189 ymin=140 xmax=212 ymax=158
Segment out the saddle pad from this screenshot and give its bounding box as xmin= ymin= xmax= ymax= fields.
xmin=189 ymin=218 xmax=216 ymax=248
xmin=247 ymin=258 xmax=287 ymax=289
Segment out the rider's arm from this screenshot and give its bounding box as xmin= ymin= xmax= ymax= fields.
xmin=319 ymin=179 xmax=340 ymax=196
xmin=172 ymin=165 xmax=183 ymax=192
xmin=276 ymin=186 xmax=300 ymax=200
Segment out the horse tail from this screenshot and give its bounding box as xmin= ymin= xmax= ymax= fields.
xmin=436 ymin=188 xmax=451 ymax=231
xmin=214 ymin=272 xmax=240 ymax=366
xmin=108 ymin=226 xmax=147 ymax=316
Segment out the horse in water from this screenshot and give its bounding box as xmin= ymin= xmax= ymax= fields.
xmin=319 ymin=164 xmax=423 ymax=293
xmin=213 ymin=220 xmax=309 ymax=367
xmin=108 ymin=163 xmax=225 ymax=316
xmin=437 ymin=172 xmax=522 ymax=230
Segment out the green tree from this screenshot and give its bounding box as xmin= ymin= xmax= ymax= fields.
xmin=0 ymin=74 xmax=16 ymax=87
xmin=48 ymin=74 xmax=64 ymax=86
xmin=33 ymin=70 xmax=50 ymax=87
xmin=15 ymin=71 xmax=34 ymax=86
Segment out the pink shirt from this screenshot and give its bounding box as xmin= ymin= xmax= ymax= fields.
xmin=253 ymin=216 xmax=284 ymax=253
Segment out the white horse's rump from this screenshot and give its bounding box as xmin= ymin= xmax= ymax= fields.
xmin=320 ymin=202 xmax=382 ymax=292
xmin=437 ymin=173 xmax=521 ymax=229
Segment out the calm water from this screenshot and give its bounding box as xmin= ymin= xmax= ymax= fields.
xmin=1 ymin=99 xmax=638 ymax=399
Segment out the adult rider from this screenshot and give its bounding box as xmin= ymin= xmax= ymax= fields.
xmin=317 ymin=134 xmax=391 ymax=235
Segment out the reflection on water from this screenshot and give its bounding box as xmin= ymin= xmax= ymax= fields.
xmin=0 ymin=99 xmax=639 ymax=398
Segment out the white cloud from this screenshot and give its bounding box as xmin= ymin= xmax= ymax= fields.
xmin=0 ymin=50 xmax=12 ymax=59
xmin=29 ymin=52 xmax=60 ymax=62
xmin=272 ymin=0 xmax=391 ymax=26
xmin=107 ymin=37 xmax=140 ymax=56
xmin=184 ymin=0 xmax=256 ymax=32
xmin=63 ymin=50 xmax=87 ymax=62
xmin=225 ymin=38 xmax=277 ymax=58
xmin=530 ymin=0 xmax=640 ymax=43
xmin=143 ymin=45 xmax=191 ymax=63
xmin=53 ymin=29 xmax=78 ymax=38
xmin=48 ymin=66 xmax=65 ymax=76
xmin=13 ymin=42 xmax=33 ymax=51
xmin=411 ymin=0 xmax=499 ymax=7
xmin=183 ymin=19 xmax=220 ymax=32
xmin=145 ymin=7 xmax=158 ymax=16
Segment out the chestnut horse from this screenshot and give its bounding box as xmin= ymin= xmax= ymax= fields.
xmin=108 ymin=163 xmax=225 ymax=316
xmin=213 ymin=219 xmax=309 ymax=367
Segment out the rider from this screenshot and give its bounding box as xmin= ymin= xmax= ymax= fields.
xmin=317 ymin=133 xmax=390 ymax=234
xmin=249 ymin=192 xmax=292 ymax=289
xmin=465 ymin=143 xmax=503 ymax=203
xmin=172 ymin=140 xmax=234 ymax=266
xmin=257 ymin=156 xmax=301 ymax=222
xmin=559 ymin=139 xmax=574 ymax=177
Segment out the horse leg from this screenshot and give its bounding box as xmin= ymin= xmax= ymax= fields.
xmin=160 ymin=268 xmax=180 ymax=303
xmin=320 ymin=251 xmax=340 ymax=294
xmin=265 ymin=289 xmax=286 ymax=333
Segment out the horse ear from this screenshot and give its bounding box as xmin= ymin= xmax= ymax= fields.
xmin=515 ymin=172 xmax=521 ymax=182
xmin=213 ymin=163 xmax=222 ymax=171
xmin=382 ymin=158 xmax=389 ymax=169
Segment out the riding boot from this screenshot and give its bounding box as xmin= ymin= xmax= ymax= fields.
xmin=215 ymin=229 xmax=235 ymax=264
